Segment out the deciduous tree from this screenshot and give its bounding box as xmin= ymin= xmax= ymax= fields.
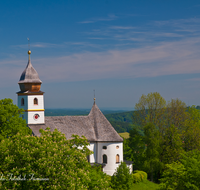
xmin=0 ymin=98 xmax=31 ymax=140
xmin=0 ymin=128 xmax=111 ymax=190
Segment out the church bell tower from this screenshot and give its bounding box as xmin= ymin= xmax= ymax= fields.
xmin=17 ymin=50 xmax=45 ymax=124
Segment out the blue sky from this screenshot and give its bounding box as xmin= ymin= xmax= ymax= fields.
xmin=1 ymin=0 xmax=200 ymax=109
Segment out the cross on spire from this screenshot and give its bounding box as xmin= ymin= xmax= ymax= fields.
xmin=93 ymin=89 xmax=96 ymax=102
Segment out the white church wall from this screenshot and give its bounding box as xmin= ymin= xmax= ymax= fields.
xmin=97 ymin=142 xmax=123 ymax=176
xmin=127 ymin=164 xmax=133 ymax=173
xmin=18 ymin=95 xmax=28 ymax=110
xmin=87 ymin=142 xmax=96 ymax=163
xmin=27 ymin=111 xmax=45 ymax=124
xmin=27 ymin=95 xmax=44 ymax=110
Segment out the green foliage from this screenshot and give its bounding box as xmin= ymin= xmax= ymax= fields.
xmin=183 ymin=106 xmax=200 ymax=151
xmin=110 ymin=121 xmax=133 ymax=133
xmin=132 ymin=170 xmax=147 ymax=183
xmin=88 ymin=165 xmax=112 ymax=190
xmin=161 ymin=124 xmax=184 ymax=165
xmin=111 ymin=161 xmax=133 ymax=190
xmin=158 ymin=150 xmax=200 ymax=190
xmin=158 ymin=162 xmax=187 ymax=190
xmin=143 ymin=123 xmax=162 ymax=182
xmin=125 ymin=128 xmax=145 ymax=170
xmin=133 ymin=92 xmax=166 ymax=130
xmin=0 ymin=128 xmax=110 ymax=190
xmin=0 ymin=98 xmax=31 ymax=140
xmin=105 ymin=111 xmax=134 ymax=123
xmin=126 ymin=92 xmax=200 ymax=183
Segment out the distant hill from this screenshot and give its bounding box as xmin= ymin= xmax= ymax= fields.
xmin=45 ymin=109 xmax=127 ymax=116
xmin=105 ymin=111 xmax=134 ymax=123
xmin=45 ymin=109 xmax=135 ymax=133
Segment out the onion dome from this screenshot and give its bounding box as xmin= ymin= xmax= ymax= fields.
xmin=18 ymin=50 xmax=42 ymax=92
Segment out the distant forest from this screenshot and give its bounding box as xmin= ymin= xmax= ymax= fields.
xmin=45 ymin=109 xmax=134 ymax=133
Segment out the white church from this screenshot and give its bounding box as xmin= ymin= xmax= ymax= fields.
xmin=17 ymin=50 xmax=132 ymax=176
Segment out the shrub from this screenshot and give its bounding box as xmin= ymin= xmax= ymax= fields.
xmin=132 ymin=170 xmax=147 ymax=183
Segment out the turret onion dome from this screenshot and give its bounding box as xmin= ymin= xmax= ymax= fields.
xmin=18 ymin=51 xmax=42 ymax=84
xmin=18 ymin=51 xmax=42 ymax=92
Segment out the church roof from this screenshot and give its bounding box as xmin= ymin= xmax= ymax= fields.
xmin=18 ymin=59 xmax=42 ymax=84
xmin=28 ymin=102 xmax=123 ymax=142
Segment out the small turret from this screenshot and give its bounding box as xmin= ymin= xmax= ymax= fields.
xmin=17 ymin=49 xmax=45 ymax=125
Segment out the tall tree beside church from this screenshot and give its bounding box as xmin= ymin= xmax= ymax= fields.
xmin=0 ymin=98 xmax=31 ymax=140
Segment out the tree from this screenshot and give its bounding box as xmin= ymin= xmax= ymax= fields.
xmin=159 ymin=150 xmax=200 ymax=190
xmin=161 ymin=124 xmax=184 ymax=165
xmin=133 ymin=92 xmax=166 ymax=130
xmin=143 ymin=123 xmax=162 ymax=182
xmin=158 ymin=162 xmax=187 ymax=190
xmin=0 ymin=128 xmax=111 ymax=190
xmin=165 ymin=98 xmax=188 ymax=131
xmin=111 ymin=161 xmax=133 ymax=190
xmin=130 ymin=93 xmax=191 ymax=182
xmin=128 ymin=127 xmax=145 ymax=171
xmin=0 ymin=98 xmax=31 ymax=140
xmin=182 ymin=106 xmax=200 ymax=151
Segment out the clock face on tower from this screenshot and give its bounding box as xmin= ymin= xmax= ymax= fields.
xmin=33 ymin=114 xmax=40 ymax=120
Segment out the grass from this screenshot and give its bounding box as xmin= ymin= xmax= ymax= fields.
xmin=119 ymin=132 xmax=129 ymax=138
xmin=131 ymin=180 xmax=159 ymax=190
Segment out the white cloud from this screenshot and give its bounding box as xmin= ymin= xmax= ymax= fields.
xmin=10 ymin=37 xmax=198 ymax=84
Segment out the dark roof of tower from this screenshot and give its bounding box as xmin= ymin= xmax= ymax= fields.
xmin=28 ymin=102 xmax=123 ymax=142
xmin=18 ymin=60 xmax=42 ymax=84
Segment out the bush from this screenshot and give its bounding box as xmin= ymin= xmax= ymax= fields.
xmin=111 ymin=162 xmax=133 ymax=190
xmin=132 ymin=170 xmax=147 ymax=183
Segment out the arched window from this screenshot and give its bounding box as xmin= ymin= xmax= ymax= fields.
xmin=116 ymin=145 xmax=119 ymax=149
xmin=21 ymin=98 xmax=24 ymax=106
xmin=87 ymin=155 xmax=90 ymax=163
xmin=116 ymin=154 xmax=120 ymax=163
xmin=103 ymin=146 xmax=107 ymax=150
xmin=103 ymin=154 xmax=107 ymax=164
xmin=34 ymin=98 xmax=38 ymax=105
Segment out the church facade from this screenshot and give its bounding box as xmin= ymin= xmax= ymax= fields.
xmin=17 ymin=50 xmax=124 ymax=176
